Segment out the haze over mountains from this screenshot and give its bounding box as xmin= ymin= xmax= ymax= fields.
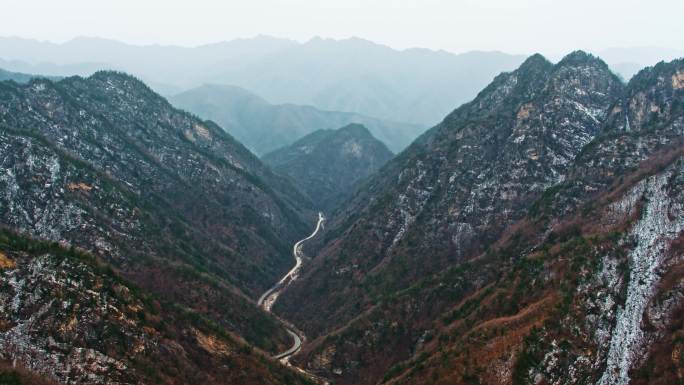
xmin=2 ymin=35 xmax=678 ymax=154
xmin=0 ymin=36 xmax=678 ymax=106
xmin=170 ymin=84 xmax=421 ymax=154
xmin=0 ymin=36 xmax=520 ymax=126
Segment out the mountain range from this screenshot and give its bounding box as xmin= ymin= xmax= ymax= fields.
xmin=0 ymin=36 xmax=527 ymax=126
xmin=0 ymin=44 xmax=683 ymax=385
xmin=0 ymin=37 xmax=678 ymax=126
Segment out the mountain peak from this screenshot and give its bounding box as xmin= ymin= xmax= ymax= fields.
xmin=337 ymin=123 xmax=372 ymax=136
xmin=83 ymin=70 xmax=159 ymax=97
xmin=513 ymin=53 xmax=554 ymax=82
xmin=89 ymin=70 xmax=141 ymax=84
xmin=557 ymin=50 xmax=608 ymax=69
xmin=629 ymin=57 xmax=684 ymax=87
xmin=523 ymin=52 xmax=550 ymax=64
xmin=263 ymin=123 xmax=393 ymax=212
xmin=304 ymin=35 xmax=391 ymax=51
xmin=518 ymin=53 xmax=552 ymax=71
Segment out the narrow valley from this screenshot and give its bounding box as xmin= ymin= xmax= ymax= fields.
xmin=258 ymin=212 xmax=327 ymax=381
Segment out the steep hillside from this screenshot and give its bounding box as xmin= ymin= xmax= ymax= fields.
xmin=0 ymin=72 xmax=314 ymax=353
xmin=274 ymin=51 xmax=638 ymax=383
xmin=263 ymin=124 xmax=394 ymax=213
xmin=0 ymin=229 xmax=313 ymax=385
xmin=277 ymin=51 xmax=624 ymax=336
xmin=276 ymin=57 xmax=684 ymax=385
xmin=170 ymin=84 xmax=423 ymax=154
xmin=370 ymin=58 xmax=684 ymax=385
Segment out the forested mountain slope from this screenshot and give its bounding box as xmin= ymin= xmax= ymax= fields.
xmin=263 ymin=124 xmax=394 ymax=213
xmin=275 ymin=54 xmax=684 ymax=385
xmin=0 ymin=72 xmax=314 ymax=356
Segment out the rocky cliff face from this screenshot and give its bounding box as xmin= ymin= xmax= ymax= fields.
xmin=368 ymin=150 xmax=683 ymax=385
xmin=511 ymin=58 xmax=684 ymax=385
xmin=263 ymin=123 xmax=394 ymax=213
xmin=0 ymin=72 xmax=316 ymax=356
xmin=275 ymin=55 xmax=684 ymax=385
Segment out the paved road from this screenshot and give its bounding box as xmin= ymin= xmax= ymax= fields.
xmin=258 ymin=212 xmax=325 ymax=362
xmin=274 ymin=330 xmax=302 ymax=360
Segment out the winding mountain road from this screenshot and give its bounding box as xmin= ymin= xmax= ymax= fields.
xmin=258 ymin=212 xmax=325 ymax=363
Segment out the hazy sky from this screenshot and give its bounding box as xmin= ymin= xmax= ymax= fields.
xmin=2 ymin=0 xmax=682 ymax=55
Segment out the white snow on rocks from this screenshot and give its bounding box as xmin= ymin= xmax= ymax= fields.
xmin=597 ymin=170 xmax=684 ymax=385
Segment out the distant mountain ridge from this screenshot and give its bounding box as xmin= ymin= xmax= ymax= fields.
xmin=263 ymin=123 xmax=394 ymax=213
xmin=209 ymin=38 xmax=528 ymax=125
xmin=2 ymin=37 xmax=680 ymax=125
xmin=170 ymin=83 xmax=422 ymax=154
xmin=0 ymin=35 xmax=527 ymax=126
xmin=0 ymin=67 xmax=59 ymax=83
